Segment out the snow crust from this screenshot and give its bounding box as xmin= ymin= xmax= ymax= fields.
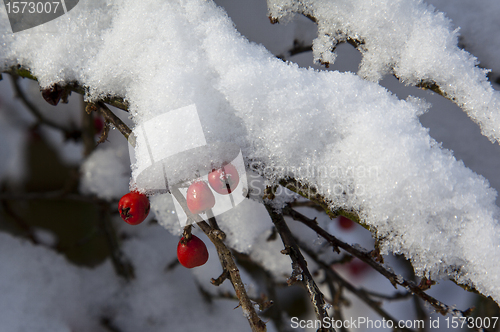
xmin=1 ymin=0 xmax=500 ymax=306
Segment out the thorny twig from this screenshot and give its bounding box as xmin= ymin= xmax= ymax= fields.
xmin=81 ymin=100 xmax=96 ymax=156
xmin=231 ymin=251 xmax=290 ymax=332
xmin=86 ymin=102 xmax=134 ymax=145
xmin=97 ymin=201 xmax=135 ymax=280
xmin=0 ymin=198 xmax=39 ymax=244
xmin=0 ymin=190 xmax=112 ymax=203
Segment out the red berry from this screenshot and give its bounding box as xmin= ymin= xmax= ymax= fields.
xmin=347 ymin=259 xmax=369 ymax=277
xmin=177 ymin=235 xmax=209 ymax=268
xmin=41 ymin=84 xmax=64 ymax=106
xmin=94 ymin=116 xmax=104 ymax=135
xmin=186 ymin=181 xmax=215 ymax=214
xmin=338 ymin=216 xmax=355 ymax=230
xmin=118 ymin=192 xmax=150 ymax=225
xmin=208 ymin=163 xmax=240 ymax=195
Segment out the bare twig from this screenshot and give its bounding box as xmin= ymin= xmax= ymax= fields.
xmin=170 ymin=188 xmax=267 ymax=332
xmin=284 ymin=206 xmax=472 ymax=316
xmin=0 ymin=199 xmax=39 ymax=244
xmin=231 ymin=251 xmax=290 ymax=332
xmin=264 ymin=199 xmax=334 ymax=332
xmin=0 ymin=190 xmax=111 ymax=204
xmin=81 ymin=101 xmax=96 ymax=156
xmin=86 ymin=102 xmax=134 ymax=145
xmin=364 ymin=289 xmax=411 ymax=301
xmin=295 ymin=234 xmax=414 ymax=332
xmin=324 ymin=277 xmax=348 ymax=332
xmin=4 ymin=66 xmax=129 ymax=111
xmin=97 ymin=121 xmax=111 ymax=145
xmin=9 ymin=75 xmax=81 ymax=140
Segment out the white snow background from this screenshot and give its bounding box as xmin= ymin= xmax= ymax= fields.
xmin=1 ymin=0 xmax=500 ymax=331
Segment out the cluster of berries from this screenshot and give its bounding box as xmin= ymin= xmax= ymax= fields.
xmin=117 ymin=164 xmax=239 ymax=269
xmin=40 ymin=86 xmax=240 ymax=270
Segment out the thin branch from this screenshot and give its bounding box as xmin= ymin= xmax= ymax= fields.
xmin=170 ymin=188 xmax=267 ymax=332
xmin=0 ymin=190 xmax=111 ymax=204
xmin=81 ymin=101 xmax=96 ymax=156
xmin=363 ymin=289 xmax=412 ymax=301
xmin=86 ymin=102 xmax=134 ymax=145
xmin=284 ymin=206 xmax=472 ymax=316
xmin=231 ymin=251 xmax=290 ymax=332
xmin=324 ymin=277 xmax=348 ymax=332
xmin=0 ymin=198 xmax=39 ymax=244
xmin=300 ymin=239 xmax=414 ymax=332
xmin=264 ymin=200 xmax=334 ymax=332
xmin=4 ymin=67 xmax=129 ymax=111
xmin=9 ymin=74 xmax=81 ymax=140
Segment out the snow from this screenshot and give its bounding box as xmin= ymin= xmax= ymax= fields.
xmin=1 ymin=0 xmax=500 ymax=327
xmin=79 ymin=145 xmax=130 ymax=200
xmin=268 ymin=0 xmax=500 ymax=143
xmin=0 ymin=226 xmax=260 ymax=332
xmin=427 ymin=0 xmax=500 ymax=77
xmin=0 ymin=232 xmax=113 ymax=332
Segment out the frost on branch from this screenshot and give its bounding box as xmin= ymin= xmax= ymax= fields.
xmin=267 ymin=0 xmax=500 ymax=144
xmin=2 ymin=0 xmax=500 ymax=311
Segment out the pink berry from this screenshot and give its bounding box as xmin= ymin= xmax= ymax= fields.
xmin=186 ymin=181 xmax=215 ymax=214
xmin=208 ymin=163 xmax=240 ymax=195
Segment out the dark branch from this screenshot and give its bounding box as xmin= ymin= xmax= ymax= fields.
xmin=264 ymin=200 xmax=334 ymax=332
xmin=171 ymin=188 xmax=267 ymax=332
xmin=284 ymin=206 xmax=472 ymax=316
xmin=9 ymin=74 xmax=81 ymax=140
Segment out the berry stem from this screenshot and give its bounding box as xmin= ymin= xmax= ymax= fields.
xmin=182 ymin=225 xmax=192 ymax=243
xmin=171 ymin=188 xmax=266 ymax=332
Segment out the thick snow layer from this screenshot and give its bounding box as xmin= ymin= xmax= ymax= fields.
xmin=267 ymin=0 xmax=500 ymax=144
xmin=2 ymin=0 xmax=500 ymax=306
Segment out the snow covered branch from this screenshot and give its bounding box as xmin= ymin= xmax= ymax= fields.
xmin=267 ymin=0 xmax=500 ymax=143
xmin=2 ymin=0 xmax=500 ymax=330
